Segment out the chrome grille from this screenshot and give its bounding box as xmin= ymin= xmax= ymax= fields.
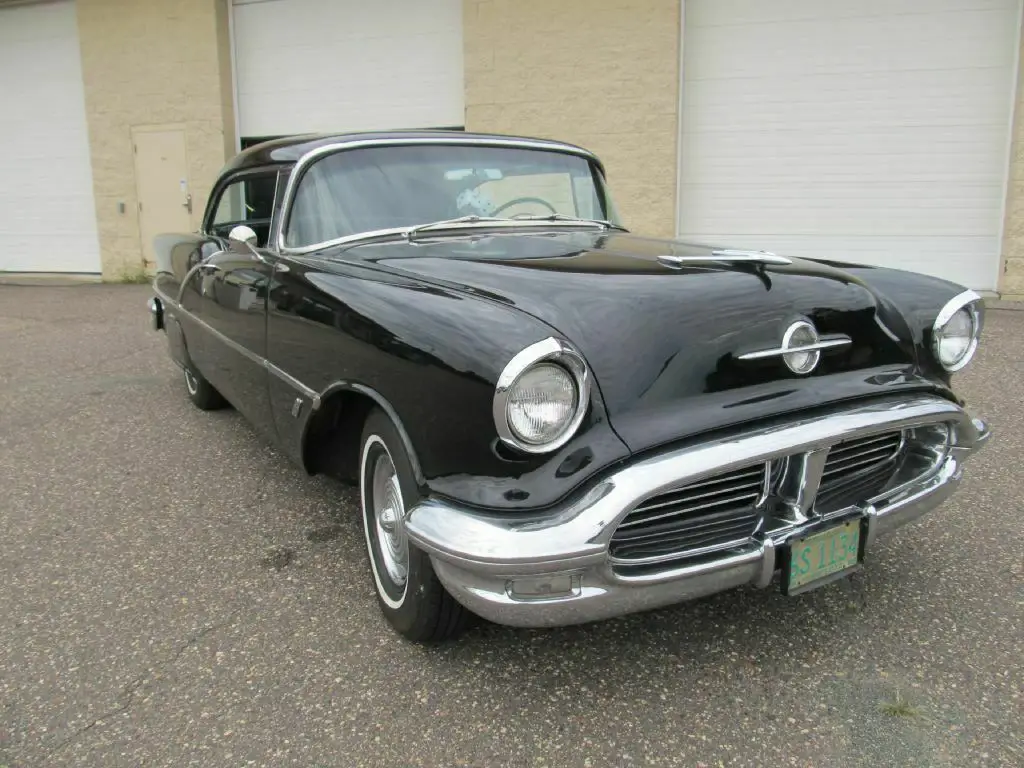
xmin=609 ymin=464 xmax=766 ymax=564
xmin=815 ymin=431 xmax=904 ymax=513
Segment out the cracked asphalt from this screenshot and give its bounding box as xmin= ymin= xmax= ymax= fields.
xmin=1 ymin=284 xmax=1021 ymax=768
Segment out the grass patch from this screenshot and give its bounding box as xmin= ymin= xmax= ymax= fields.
xmin=879 ymin=690 xmax=920 ymax=718
xmin=109 ymin=265 xmax=152 ymax=284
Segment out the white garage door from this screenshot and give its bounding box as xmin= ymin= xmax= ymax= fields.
xmin=678 ymin=0 xmax=1021 ymax=291
xmin=0 ymin=0 xmax=100 ymax=274
xmin=231 ymin=0 xmax=464 ymax=138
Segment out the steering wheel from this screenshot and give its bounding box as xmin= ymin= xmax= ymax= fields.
xmin=492 ymin=196 xmax=559 ymax=216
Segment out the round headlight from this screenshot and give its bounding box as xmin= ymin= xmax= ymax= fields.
xmin=932 ymin=292 xmax=982 ymax=372
xmin=507 ymin=363 xmax=578 ymax=445
xmin=935 ymin=308 xmax=974 ymax=367
xmin=494 ymin=338 xmax=591 ymax=453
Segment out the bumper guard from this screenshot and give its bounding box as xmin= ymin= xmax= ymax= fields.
xmin=405 ymin=395 xmax=990 ymax=628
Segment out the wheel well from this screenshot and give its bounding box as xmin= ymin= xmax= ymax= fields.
xmin=303 ymin=390 xmax=376 ymax=483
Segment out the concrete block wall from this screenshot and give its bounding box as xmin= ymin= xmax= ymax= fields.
xmin=1001 ymin=14 xmax=1024 ymax=300
xmin=76 ymin=0 xmax=235 ymax=279
xmin=463 ymin=0 xmax=681 ymax=238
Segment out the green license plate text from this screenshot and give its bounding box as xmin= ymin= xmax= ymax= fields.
xmin=788 ymin=519 xmax=861 ymax=591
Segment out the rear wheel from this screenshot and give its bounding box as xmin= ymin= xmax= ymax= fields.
xmin=183 ymin=358 xmax=227 ymax=411
xmin=359 ymin=408 xmax=468 ymax=642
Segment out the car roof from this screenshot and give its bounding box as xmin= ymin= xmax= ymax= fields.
xmin=221 ymin=130 xmax=604 ymax=174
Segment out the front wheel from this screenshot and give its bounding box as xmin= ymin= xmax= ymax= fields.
xmin=359 ymin=408 xmax=468 ymax=642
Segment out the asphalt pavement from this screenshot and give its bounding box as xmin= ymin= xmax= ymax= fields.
xmin=0 ymin=284 xmax=1020 ymax=767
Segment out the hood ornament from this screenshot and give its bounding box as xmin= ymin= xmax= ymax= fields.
xmin=738 ymin=320 xmax=851 ymax=375
xmin=657 ymin=249 xmax=792 ymax=268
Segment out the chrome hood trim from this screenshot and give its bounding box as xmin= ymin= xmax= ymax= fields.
xmin=657 ymin=249 xmax=792 ymax=267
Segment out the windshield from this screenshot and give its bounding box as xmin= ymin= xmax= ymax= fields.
xmin=283 ymin=144 xmax=622 ymax=248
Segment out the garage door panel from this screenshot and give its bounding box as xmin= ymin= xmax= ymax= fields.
xmin=233 ymin=0 xmax=463 ymax=137
xmin=679 ymin=0 xmax=1018 ymax=291
xmin=0 ymin=201 xmax=97 ymax=237
xmin=681 ymin=127 xmax=1009 ymax=163
xmin=681 ymin=233 xmax=995 ymax=286
xmin=682 ymin=183 xmax=1004 ymax=209
xmin=681 ymin=198 xmax=1001 ymax=237
xmin=682 ymin=143 xmax=1007 ymax=185
xmin=683 ymin=71 xmax=1011 ymax=131
xmin=685 ymin=10 xmax=1016 ymax=80
xmin=687 ymin=0 xmax=1016 ymax=28
xmin=236 ymin=0 xmax=457 ymax=46
xmin=0 ymin=235 xmax=103 ymax=274
xmin=0 ymin=1 xmax=100 ymax=274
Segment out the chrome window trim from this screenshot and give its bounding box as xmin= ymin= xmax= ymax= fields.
xmin=492 ymin=337 xmax=591 ymax=455
xmin=932 ymin=289 xmax=983 ymax=372
xmin=204 ymin=165 xmax=285 ymax=237
xmin=274 ymin=137 xmax=606 ymax=255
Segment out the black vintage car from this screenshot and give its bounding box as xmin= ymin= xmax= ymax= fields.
xmin=149 ymin=131 xmax=990 ymax=642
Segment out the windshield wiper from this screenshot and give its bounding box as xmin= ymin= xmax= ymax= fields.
xmin=510 ymin=213 xmax=629 ymax=232
xmin=405 ymin=215 xmax=510 ymax=241
xmin=404 ymin=213 xmax=629 ymax=242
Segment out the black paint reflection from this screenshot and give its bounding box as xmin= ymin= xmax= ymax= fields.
xmin=153 ymin=221 xmax=966 ymax=512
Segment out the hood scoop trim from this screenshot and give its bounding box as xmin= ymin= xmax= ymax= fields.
xmin=657 ymin=249 xmax=792 ymax=268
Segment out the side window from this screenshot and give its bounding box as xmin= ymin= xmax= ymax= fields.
xmin=208 ymin=172 xmax=278 ymax=246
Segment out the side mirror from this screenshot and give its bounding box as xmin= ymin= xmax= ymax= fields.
xmin=228 ymin=224 xmax=258 ymax=247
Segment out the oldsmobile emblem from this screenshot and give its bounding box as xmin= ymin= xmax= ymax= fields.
xmin=737 ymin=319 xmax=852 ymax=375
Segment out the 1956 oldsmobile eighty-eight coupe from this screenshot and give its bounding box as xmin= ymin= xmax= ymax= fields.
xmin=149 ymin=131 xmax=991 ymax=641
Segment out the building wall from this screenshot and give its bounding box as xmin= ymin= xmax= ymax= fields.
xmin=76 ymin=0 xmax=235 ymax=279
xmin=1001 ymin=11 xmax=1024 ymax=300
xmin=462 ymin=0 xmax=681 ymax=238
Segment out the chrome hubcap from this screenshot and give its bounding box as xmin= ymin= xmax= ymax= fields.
xmin=372 ymin=452 xmax=408 ymax=587
xmin=184 ymin=368 xmax=198 ymax=395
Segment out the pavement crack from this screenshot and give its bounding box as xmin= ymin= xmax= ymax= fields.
xmin=43 ymin=615 xmax=238 ymax=762
xmin=166 ymin=616 xmax=236 ymax=667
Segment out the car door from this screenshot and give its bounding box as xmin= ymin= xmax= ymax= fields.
xmin=185 ymin=168 xmax=283 ymax=437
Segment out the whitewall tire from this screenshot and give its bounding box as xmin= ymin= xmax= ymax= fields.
xmin=358 ymin=407 xmax=469 ymax=642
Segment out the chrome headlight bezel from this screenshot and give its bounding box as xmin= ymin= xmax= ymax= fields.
xmin=932 ymin=290 xmax=983 ymax=372
xmin=492 ymin=338 xmax=591 ymax=454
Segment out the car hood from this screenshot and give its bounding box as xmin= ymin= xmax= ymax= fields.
xmin=341 ymin=229 xmax=939 ymax=452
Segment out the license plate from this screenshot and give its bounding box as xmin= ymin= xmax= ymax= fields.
xmin=786 ymin=519 xmax=862 ymax=594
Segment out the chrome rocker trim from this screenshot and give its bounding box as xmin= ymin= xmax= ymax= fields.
xmin=404 ymin=394 xmax=990 ymax=628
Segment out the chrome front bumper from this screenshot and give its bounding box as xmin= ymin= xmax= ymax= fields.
xmin=404 ymin=395 xmax=990 ymax=628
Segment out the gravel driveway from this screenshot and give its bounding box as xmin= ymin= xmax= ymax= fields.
xmin=1 ymin=284 xmax=1020 ymax=767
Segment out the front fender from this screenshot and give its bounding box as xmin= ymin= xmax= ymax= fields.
xmin=268 ymin=258 xmax=630 ymax=511
xmin=813 ymin=262 xmax=984 ymax=385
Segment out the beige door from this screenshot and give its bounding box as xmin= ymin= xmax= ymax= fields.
xmin=133 ymin=127 xmax=192 ymax=267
